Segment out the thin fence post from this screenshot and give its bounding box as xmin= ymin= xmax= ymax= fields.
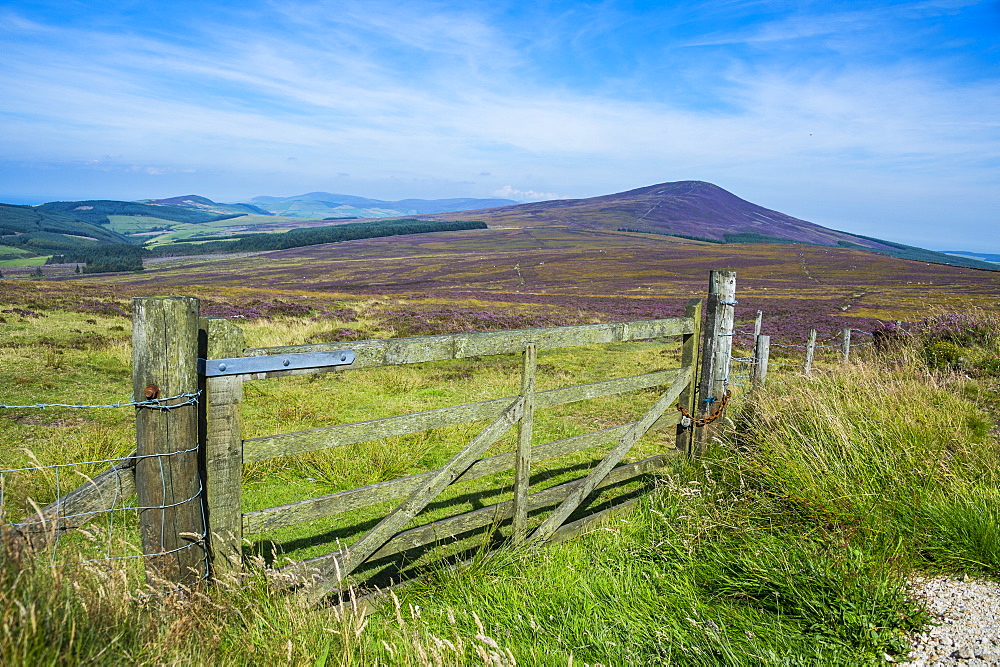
xmin=752 ymin=335 xmax=770 ymax=387
xmin=753 ymin=310 xmax=763 ymax=337
xmin=841 ymin=327 xmax=852 ymax=364
xmin=512 ymin=343 xmax=536 ymax=545
xmin=675 ymin=299 xmax=703 ymax=455
xmin=697 ymin=270 xmax=736 ymax=449
xmin=804 ymin=329 xmax=817 ymax=374
xmin=199 ymin=318 xmax=245 ymax=577
xmin=132 ymin=296 xmax=205 ymax=588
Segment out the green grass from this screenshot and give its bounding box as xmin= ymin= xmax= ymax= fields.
xmin=0 ymin=255 xmax=49 ymax=267
xmin=1 ymin=301 xmax=999 ymax=664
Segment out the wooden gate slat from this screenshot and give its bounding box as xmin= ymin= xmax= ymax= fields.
xmin=243 ymin=317 xmax=693 ymax=370
xmin=306 ymin=396 xmax=525 ymax=599
xmin=243 ymin=423 xmax=636 ymax=534
xmin=244 ymin=368 xmax=683 ymax=462
xmin=528 ymin=366 xmax=692 ymax=543
xmin=285 ymin=451 xmax=673 ymax=585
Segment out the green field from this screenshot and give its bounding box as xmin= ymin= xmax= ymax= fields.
xmin=127 ymin=213 xmax=315 ymax=248
xmin=0 ymin=254 xmax=48 ymax=267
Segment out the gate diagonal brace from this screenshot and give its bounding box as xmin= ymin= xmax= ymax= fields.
xmin=198 ymin=350 xmax=356 ymax=377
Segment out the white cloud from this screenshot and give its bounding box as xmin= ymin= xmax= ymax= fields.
xmin=492 ymin=185 xmax=562 ymax=201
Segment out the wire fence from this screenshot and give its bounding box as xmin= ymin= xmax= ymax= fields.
xmin=729 ymin=355 xmax=757 ymax=388
xmin=723 ymin=326 xmax=878 ymax=392
xmin=0 ymin=394 xmax=209 ymax=591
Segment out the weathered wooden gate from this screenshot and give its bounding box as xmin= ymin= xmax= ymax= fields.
xmin=200 ymin=298 xmax=704 ymax=599
xmin=13 ymin=270 xmax=738 ymax=600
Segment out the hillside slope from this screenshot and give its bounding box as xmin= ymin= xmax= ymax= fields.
xmin=430 ymin=180 xmax=996 ymax=271
xmin=38 ymin=200 xmax=244 ymax=226
xmin=0 ymin=203 xmax=132 ymax=258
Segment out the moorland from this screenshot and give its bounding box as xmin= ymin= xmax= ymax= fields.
xmin=2 ymin=182 xmax=1000 ymax=664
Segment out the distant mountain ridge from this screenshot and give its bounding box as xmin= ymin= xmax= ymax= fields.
xmin=248 ymin=192 xmax=519 ymax=218
xmin=944 ymin=250 xmax=1000 ymax=265
xmin=38 ymin=199 xmax=243 ymax=226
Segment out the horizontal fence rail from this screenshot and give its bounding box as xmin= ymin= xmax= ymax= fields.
xmin=241 ymin=317 xmax=694 ymax=377
xmin=284 ymin=452 xmax=673 ymax=585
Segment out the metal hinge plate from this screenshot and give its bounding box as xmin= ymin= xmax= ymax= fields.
xmin=198 ymin=350 xmax=356 ymax=377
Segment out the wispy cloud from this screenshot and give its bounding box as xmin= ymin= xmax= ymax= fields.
xmin=0 ymin=0 xmax=997 ymax=249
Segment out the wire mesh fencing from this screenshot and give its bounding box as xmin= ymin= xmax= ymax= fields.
xmin=0 ymin=395 xmax=209 ymax=590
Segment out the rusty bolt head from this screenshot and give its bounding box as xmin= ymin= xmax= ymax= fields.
xmin=144 ymin=385 xmax=159 ymax=400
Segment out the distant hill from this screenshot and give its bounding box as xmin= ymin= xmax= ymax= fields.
xmin=249 ymin=192 xmax=518 ymax=218
xmin=0 ymin=203 xmax=133 ymax=259
xmin=943 ymin=251 xmax=1000 ymax=265
xmin=430 ymin=180 xmax=998 ymax=271
xmin=142 ymin=195 xmax=273 ymax=217
xmin=38 ymin=200 xmax=245 ymax=226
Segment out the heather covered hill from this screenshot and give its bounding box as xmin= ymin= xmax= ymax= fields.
xmin=431 ymin=181 xmax=996 ymax=270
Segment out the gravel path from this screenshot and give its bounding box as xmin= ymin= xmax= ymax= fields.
xmin=903 ymin=576 xmax=1000 ymax=665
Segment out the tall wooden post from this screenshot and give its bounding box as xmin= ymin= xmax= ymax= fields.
xmin=132 ymin=297 xmax=205 ymax=587
xmin=512 ymin=343 xmax=536 ymax=544
xmin=697 ymin=271 xmax=736 ymax=448
xmin=752 ymin=335 xmax=770 ymax=387
xmin=753 ymin=310 xmax=763 ymax=337
xmin=199 ymin=318 xmax=245 ymax=576
xmin=841 ymin=327 xmax=852 ymax=364
xmin=675 ymin=298 xmax=703 ymax=455
xmin=804 ymin=329 xmax=817 ymax=374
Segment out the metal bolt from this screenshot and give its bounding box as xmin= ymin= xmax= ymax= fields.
xmin=144 ymin=385 xmax=159 ymax=399
xmin=340 ymin=353 xmax=347 ymax=362
xmin=218 ymin=363 xmax=227 ymax=372
xmin=282 ymin=358 xmax=290 ymax=367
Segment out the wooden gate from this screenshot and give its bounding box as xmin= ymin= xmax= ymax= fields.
xmin=201 ymin=300 xmax=703 ymax=599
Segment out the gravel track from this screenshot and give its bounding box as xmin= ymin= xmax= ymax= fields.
xmin=904 ymin=576 xmax=1000 ymax=665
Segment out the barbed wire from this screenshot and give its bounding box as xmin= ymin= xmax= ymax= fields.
xmin=0 ymin=391 xmax=201 ymax=411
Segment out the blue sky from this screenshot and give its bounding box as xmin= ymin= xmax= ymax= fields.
xmin=1 ymin=0 xmax=998 ymax=252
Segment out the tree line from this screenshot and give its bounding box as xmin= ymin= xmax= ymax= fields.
xmin=146 ymin=219 xmax=488 ymax=257
xmin=44 ymin=219 xmax=487 ymax=272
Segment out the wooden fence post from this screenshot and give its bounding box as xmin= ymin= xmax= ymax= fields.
xmin=752 ymin=335 xmax=770 ymax=387
xmin=804 ymin=329 xmax=817 ymax=374
xmin=754 ymin=310 xmax=763 ymax=337
xmin=841 ymin=327 xmax=852 ymax=364
xmin=697 ymin=270 xmax=736 ymax=448
xmin=512 ymin=343 xmax=536 ymax=545
xmin=199 ymin=318 xmax=245 ymax=577
xmin=132 ymin=296 xmax=205 ymax=588
xmin=675 ymin=298 xmax=703 ymax=455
